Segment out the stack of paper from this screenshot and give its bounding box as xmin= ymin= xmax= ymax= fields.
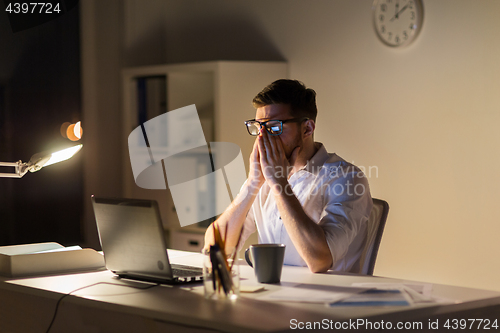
xmin=253 ymin=282 xmax=448 ymax=307
xmin=329 ymin=282 xmax=438 ymax=307
xmin=0 ymin=242 xmax=105 ymax=278
xmin=255 ymin=284 xmax=369 ymax=304
xmin=329 ymin=289 xmax=411 ymax=307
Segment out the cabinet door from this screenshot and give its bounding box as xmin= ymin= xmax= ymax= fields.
xmin=170 ymin=230 xmax=204 ymax=252
xmin=123 ymin=71 xmax=218 ymax=234
xmin=122 ymin=62 xmax=287 ymax=250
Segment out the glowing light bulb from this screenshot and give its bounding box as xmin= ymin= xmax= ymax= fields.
xmin=44 ymin=145 xmax=83 ymax=167
xmin=74 ymin=121 xmax=82 ymax=139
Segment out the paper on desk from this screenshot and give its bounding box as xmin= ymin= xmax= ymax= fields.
xmin=352 ymin=282 xmax=434 ymax=303
xmin=256 ymin=285 xmax=364 ymax=303
xmin=0 ymin=243 xmax=105 ymax=278
xmin=329 ymin=289 xmax=412 ymax=307
xmin=240 ymin=285 xmax=265 ymax=293
xmin=0 ymin=242 xmax=67 ymax=255
xmin=240 ymin=280 xmax=266 ymax=293
xmin=32 ymin=246 xmax=82 ymax=254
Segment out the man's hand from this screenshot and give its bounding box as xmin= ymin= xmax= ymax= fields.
xmin=257 ymin=128 xmax=300 ymax=187
xmin=248 ymin=138 xmax=265 ymax=190
xmin=257 ymin=128 xmax=332 ymax=273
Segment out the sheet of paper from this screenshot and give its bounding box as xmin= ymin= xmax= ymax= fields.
xmin=351 ymin=282 xmax=435 ymax=303
xmin=256 ymin=286 xmax=354 ymax=303
xmin=240 ymin=285 xmax=266 ymax=293
xmin=0 ymin=243 xmax=64 ymax=255
xmin=329 ymin=289 xmax=411 ymax=307
xmin=33 ymin=245 xmax=82 ymax=254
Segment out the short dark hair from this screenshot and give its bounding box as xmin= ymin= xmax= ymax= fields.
xmin=252 ymin=79 xmax=317 ymax=121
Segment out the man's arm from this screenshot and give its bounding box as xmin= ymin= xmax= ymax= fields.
xmin=204 ymin=139 xmax=264 ymax=252
xmin=203 ymin=180 xmax=260 ymax=252
xmin=258 ymin=131 xmax=333 ymax=273
xmin=272 ymin=179 xmax=333 ymax=273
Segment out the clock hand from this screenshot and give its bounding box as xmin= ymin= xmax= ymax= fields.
xmin=395 ymin=0 xmax=399 ymax=19
xmin=390 ymin=3 xmax=409 ymax=21
xmin=397 ymin=3 xmax=410 ymax=16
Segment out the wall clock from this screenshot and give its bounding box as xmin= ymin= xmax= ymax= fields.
xmin=373 ymin=0 xmax=424 ymax=47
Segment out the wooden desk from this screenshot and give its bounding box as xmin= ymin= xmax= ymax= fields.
xmin=1 ymin=250 xmax=500 ymax=332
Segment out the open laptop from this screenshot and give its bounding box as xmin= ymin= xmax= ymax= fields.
xmin=91 ymin=196 xmax=203 ymax=284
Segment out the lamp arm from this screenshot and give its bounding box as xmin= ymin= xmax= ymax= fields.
xmin=0 ymin=161 xmax=30 ymax=178
xmin=0 ymin=144 xmax=82 ymax=178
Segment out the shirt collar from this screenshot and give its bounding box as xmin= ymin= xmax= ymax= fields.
xmin=300 ymin=142 xmax=330 ymax=175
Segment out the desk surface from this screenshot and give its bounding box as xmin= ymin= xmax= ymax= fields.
xmin=1 ymin=250 xmax=500 ymax=333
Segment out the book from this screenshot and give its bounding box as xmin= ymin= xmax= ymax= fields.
xmin=0 ymin=242 xmax=105 ymax=278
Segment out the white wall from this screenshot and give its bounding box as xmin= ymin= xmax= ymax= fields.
xmin=250 ymin=0 xmax=500 ymax=291
xmin=83 ymin=0 xmax=500 ymax=291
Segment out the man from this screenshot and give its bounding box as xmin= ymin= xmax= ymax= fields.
xmin=204 ymin=79 xmax=372 ymax=273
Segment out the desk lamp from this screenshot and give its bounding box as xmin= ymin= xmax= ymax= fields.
xmin=0 ymin=144 xmax=82 ymax=178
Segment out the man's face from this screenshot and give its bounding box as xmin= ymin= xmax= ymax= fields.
xmin=255 ymin=104 xmax=303 ymax=159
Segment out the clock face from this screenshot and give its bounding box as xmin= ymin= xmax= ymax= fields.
xmin=373 ymin=0 xmax=423 ymax=47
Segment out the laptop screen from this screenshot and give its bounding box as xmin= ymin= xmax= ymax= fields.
xmin=91 ymin=196 xmax=174 ymax=280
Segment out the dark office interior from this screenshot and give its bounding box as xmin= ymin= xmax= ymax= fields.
xmin=0 ymin=4 xmax=82 ymax=246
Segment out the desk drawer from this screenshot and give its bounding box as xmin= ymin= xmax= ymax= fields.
xmin=170 ymin=231 xmax=204 ymax=252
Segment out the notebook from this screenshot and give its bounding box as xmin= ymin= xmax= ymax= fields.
xmin=91 ymin=196 xmax=203 ymax=284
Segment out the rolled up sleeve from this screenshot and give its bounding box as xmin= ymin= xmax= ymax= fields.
xmin=318 ymin=166 xmax=372 ymax=270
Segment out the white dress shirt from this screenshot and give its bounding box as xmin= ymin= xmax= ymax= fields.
xmin=239 ymin=142 xmax=373 ymax=272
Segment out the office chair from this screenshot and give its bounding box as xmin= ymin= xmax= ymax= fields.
xmin=358 ymin=198 xmax=389 ymax=275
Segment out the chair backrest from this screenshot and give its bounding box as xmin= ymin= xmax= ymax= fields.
xmin=358 ymin=198 xmax=389 ymax=275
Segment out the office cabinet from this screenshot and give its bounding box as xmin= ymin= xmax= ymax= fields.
xmin=122 ymin=61 xmax=287 ymax=250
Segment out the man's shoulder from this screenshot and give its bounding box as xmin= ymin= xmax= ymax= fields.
xmin=323 ymin=152 xmax=359 ymax=170
xmin=323 ymin=152 xmax=344 ymax=165
xmin=313 ymin=143 xmax=358 ymax=169
xmin=308 ymin=143 xmax=367 ymax=179
xmin=319 ymin=152 xmax=368 ymax=181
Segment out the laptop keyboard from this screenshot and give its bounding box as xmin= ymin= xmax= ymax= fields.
xmin=171 ymin=264 xmax=203 ymax=277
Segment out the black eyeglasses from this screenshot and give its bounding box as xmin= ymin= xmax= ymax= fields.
xmin=244 ymin=117 xmax=309 ymax=136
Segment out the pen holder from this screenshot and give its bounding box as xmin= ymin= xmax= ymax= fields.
xmin=203 ymin=247 xmax=239 ymax=300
